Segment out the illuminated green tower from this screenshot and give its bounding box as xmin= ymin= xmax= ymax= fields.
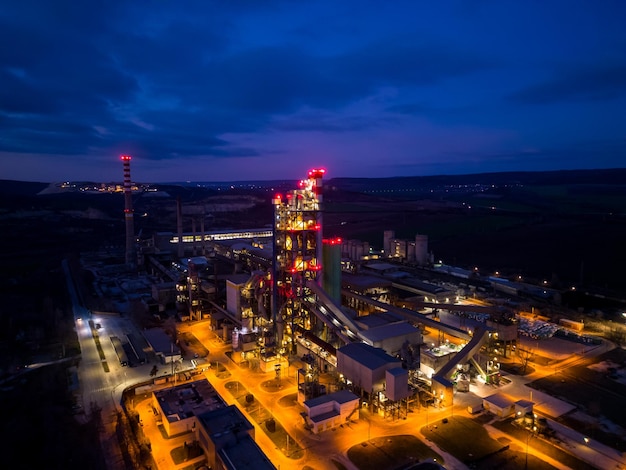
xmin=322 ymin=237 xmax=342 ymax=304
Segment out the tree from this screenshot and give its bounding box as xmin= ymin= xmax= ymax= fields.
xmin=517 ymin=347 xmax=534 ymax=374
xmin=607 ymin=326 xmax=626 ymax=347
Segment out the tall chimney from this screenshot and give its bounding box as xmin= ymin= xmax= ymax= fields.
xmin=121 ymin=155 xmax=136 ymax=268
xmin=177 ymin=196 xmax=184 ymax=258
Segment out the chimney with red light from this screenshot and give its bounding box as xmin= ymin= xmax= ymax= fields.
xmin=121 ymin=155 xmax=136 ymax=268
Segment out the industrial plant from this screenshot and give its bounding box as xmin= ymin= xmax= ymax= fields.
xmin=11 ymin=156 xmax=622 ymax=470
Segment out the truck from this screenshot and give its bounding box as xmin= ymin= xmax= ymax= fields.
xmin=110 ymin=336 xmax=129 ymax=367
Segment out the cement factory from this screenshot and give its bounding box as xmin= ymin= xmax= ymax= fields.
xmin=128 ymin=161 xmax=505 ymax=400
xmin=72 ymin=155 xmax=611 ymax=470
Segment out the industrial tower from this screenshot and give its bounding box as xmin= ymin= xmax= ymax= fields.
xmin=121 ymin=155 xmax=136 ymax=268
xmin=273 ymin=169 xmax=325 ymax=354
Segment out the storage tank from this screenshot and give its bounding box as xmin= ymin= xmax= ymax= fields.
xmin=323 ymin=238 xmax=342 ymax=303
xmin=415 ymin=234 xmax=428 ymax=265
xmin=383 ymin=230 xmax=395 ymax=256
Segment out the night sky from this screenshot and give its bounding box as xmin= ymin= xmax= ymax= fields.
xmin=1 ymin=1 xmax=625 ymax=183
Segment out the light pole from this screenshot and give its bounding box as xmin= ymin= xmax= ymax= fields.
xmin=525 ymin=426 xmax=536 ymax=469
xmin=450 ymin=395 xmax=454 ymax=418
xmin=525 ymin=429 xmax=530 ymax=469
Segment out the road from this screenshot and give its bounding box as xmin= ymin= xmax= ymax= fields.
xmin=63 ymin=259 xmax=157 ymax=469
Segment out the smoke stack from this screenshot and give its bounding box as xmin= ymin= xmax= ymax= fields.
xmin=177 ymin=196 xmax=184 ymax=258
xmin=192 ymin=217 xmax=197 ymax=257
xmin=121 ymin=155 xmax=136 ymax=268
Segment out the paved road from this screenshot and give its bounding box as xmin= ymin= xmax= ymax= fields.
xmin=63 ymin=259 xmax=127 ymax=469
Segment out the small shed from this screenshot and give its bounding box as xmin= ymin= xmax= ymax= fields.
xmin=482 ymin=393 xmax=515 ymax=419
xmin=514 ymin=399 xmax=534 ymax=417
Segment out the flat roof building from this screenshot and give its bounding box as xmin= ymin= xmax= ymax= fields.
xmin=152 ymin=379 xmax=276 ymax=469
xmin=337 ymin=342 xmax=402 ymax=394
xmin=143 ymin=327 xmax=181 ymax=364
xmin=303 ymin=389 xmax=360 ymax=434
xmin=198 ymin=405 xmax=276 ymax=470
xmin=152 ymin=379 xmax=226 ymax=436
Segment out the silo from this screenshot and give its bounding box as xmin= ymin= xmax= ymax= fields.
xmin=383 ymin=230 xmax=395 ymax=256
xmin=322 ymin=238 xmax=342 ymax=304
xmin=415 ymin=234 xmax=429 ymax=265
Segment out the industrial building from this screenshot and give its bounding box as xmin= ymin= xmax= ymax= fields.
xmin=336 ymin=342 xmax=412 ymax=418
xmin=143 ymin=328 xmax=181 ymax=365
xmin=383 ymin=230 xmax=430 ymax=265
xmin=151 ymin=228 xmax=273 ymax=256
xmin=302 ymin=389 xmax=360 ymax=434
xmin=151 ymin=379 xmax=276 ymax=469
xmin=272 ymin=169 xmax=326 ymax=353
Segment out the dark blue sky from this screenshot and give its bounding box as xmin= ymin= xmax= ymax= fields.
xmin=1 ymin=1 xmax=625 ymax=182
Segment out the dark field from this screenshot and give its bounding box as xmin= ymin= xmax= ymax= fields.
xmin=528 ymin=348 xmax=626 ymax=451
xmin=422 ymin=416 xmax=595 ymax=470
xmin=322 ymin=181 xmax=626 ymax=295
xmin=347 ymin=434 xmax=442 ymax=470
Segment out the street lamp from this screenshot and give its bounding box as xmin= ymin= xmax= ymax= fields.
xmin=525 ymin=426 xmax=537 ymax=469
xmin=525 ymin=429 xmax=531 ymax=469
xmin=275 ymin=363 xmax=281 ymax=382
xmin=450 ymin=393 xmax=454 ymax=418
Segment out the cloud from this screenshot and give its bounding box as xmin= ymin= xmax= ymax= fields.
xmin=1 ymin=1 xmax=625 ymax=181
xmin=332 ymin=36 xmax=494 ymax=88
xmin=509 ymin=62 xmax=626 ymax=104
xmin=0 ymin=69 xmax=60 ymax=114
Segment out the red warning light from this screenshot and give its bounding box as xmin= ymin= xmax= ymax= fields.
xmin=308 ymin=168 xmax=326 ymax=179
xmin=120 ymin=155 xmax=132 ymax=161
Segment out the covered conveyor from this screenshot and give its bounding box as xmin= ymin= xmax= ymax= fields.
xmin=305 ymin=279 xmax=363 ymax=343
xmin=430 ymin=327 xmax=491 ymax=406
xmin=343 ymin=291 xmax=493 ymax=382
xmin=343 ymin=290 xmax=472 ymax=341
xmin=433 ymin=326 xmax=490 ymax=381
